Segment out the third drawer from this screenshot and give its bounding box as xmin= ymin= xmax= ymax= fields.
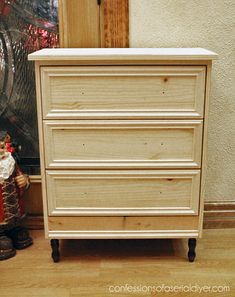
xmin=46 ymin=169 xmax=201 ymax=216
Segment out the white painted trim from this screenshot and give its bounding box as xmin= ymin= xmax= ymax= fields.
xmin=28 ymin=48 xmax=218 ymax=61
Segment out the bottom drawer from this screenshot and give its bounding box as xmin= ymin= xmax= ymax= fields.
xmin=47 ymin=216 xmax=200 ymax=239
xmin=46 ymin=170 xmax=201 ymax=216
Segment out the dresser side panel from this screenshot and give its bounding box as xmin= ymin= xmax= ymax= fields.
xmin=199 ymin=61 xmax=212 ymax=237
xmin=35 ymin=63 xmax=49 ymax=236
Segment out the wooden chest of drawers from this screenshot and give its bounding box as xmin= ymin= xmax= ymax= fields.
xmin=29 ymin=48 xmax=217 ymax=262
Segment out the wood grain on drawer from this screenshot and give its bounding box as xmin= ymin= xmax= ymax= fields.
xmin=43 ymin=120 xmax=203 ymax=168
xmin=47 ymin=216 xmax=199 ymax=239
xmin=46 ymin=170 xmax=200 ymax=216
xmin=41 ymin=66 xmax=206 ymax=119
xmin=48 ymin=216 xmax=199 ymax=230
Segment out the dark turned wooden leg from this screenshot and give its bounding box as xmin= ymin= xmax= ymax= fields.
xmin=50 ymin=239 xmax=60 ymax=262
xmin=188 ymin=238 xmax=196 ymax=262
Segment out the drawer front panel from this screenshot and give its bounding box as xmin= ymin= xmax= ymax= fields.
xmin=41 ymin=66 xmax=206 ymax=119
xmin=48 ymin=216 xmax=199 ymax=231
xmin=46 ymin=216 xmax=199 ymax=239
xmin=46 ymin=170 xmax=200 ymax=216
xmin=47 ymin=216 xmax=199 ymax=239
xmin=44 ymin=120 xmax=203 ymax=168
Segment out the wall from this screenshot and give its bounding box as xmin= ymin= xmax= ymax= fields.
xmin=129 ymin=0 xmax=235 ymax=201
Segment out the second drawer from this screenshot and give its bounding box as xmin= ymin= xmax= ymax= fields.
xmin=43 ymin=120 xmax=203 ymax=169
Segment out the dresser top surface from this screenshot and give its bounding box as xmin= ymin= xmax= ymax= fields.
xmin=28 ymin=48 xmax=218 ymax=61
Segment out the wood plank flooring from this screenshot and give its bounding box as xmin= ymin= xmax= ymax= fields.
xmin=0 ymin=229 xmax=234 ymax=296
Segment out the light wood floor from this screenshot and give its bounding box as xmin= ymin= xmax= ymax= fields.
xmin=0 ymin=229 xmax=234 ymax=297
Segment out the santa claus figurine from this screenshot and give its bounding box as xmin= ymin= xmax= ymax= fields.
xmin=0 ymin=131 xmax=33 ymax=260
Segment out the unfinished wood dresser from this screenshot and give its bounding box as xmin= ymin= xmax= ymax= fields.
xmin=28 ymin=48 xmax=217 ymax=262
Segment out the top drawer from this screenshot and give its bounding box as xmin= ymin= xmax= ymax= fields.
xmin=40 ymin=66 xmax=206 ymax=119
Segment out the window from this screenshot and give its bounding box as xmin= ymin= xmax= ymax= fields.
xmin=0 ymin=0 xmax=59 ymax=174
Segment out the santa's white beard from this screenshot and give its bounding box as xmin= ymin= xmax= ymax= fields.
xmin=0 ymin=153 xmax=16 ymax=183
